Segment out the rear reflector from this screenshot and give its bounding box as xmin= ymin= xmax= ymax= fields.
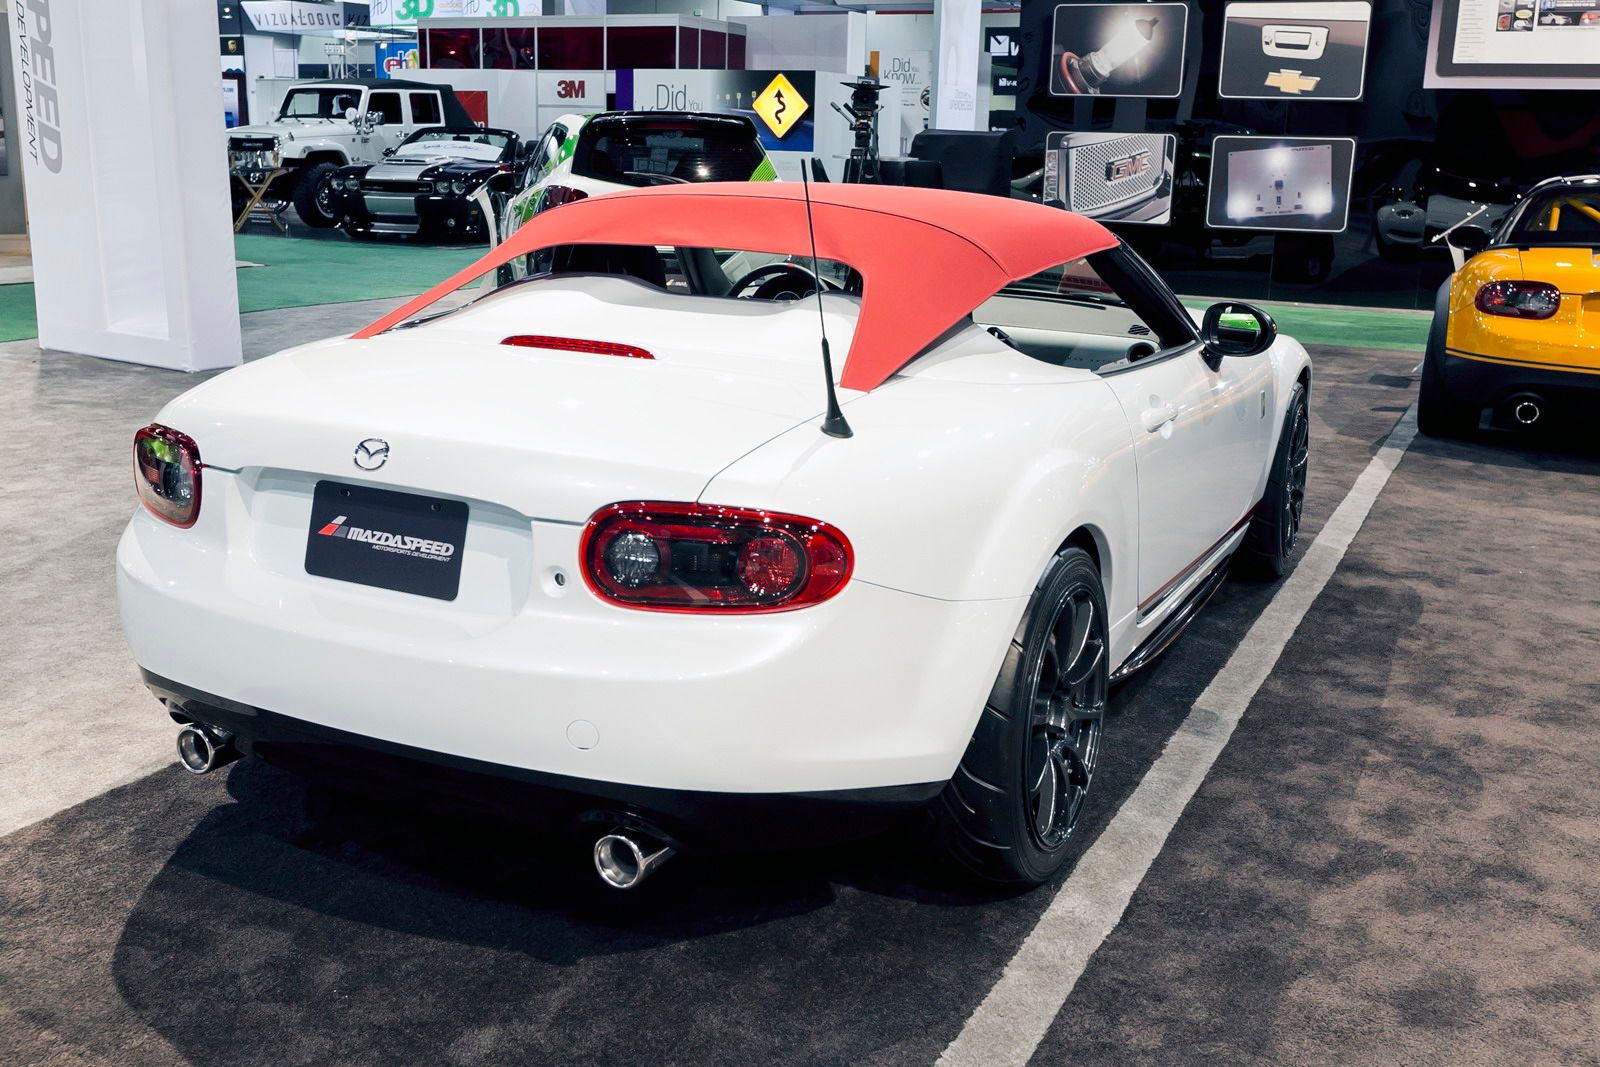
xmin=501 ymin=335 xmax=654 ymax=360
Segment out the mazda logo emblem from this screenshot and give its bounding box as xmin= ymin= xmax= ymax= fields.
xmin=353 ymin=438 xmax=390 ymax=471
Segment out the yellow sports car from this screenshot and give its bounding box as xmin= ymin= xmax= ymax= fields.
xmin=1420 ymin=176 xmax=1600 ymax=436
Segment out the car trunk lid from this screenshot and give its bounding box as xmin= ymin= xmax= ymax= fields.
xmin=160 ymin=283 xmax=859 ymax=522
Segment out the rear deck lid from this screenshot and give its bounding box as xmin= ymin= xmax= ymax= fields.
xmin=160 ymin=281 xmax=861 ymax=521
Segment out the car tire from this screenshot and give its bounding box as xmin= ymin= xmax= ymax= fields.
xmin=1417 ymin=354 xmax=1472 ymax=438
xmin=1237 ymin=381 xmax=1309 ymax=580
xmin=933 ymin=546 xmax=1109 ymax=886
xmin=292 ymin=163 xmax=340 ymax=228
xmin=1417 ymin=284 xmax=1475 ymax=438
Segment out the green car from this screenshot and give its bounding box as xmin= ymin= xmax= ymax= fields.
xmin=498 ymin=110 xmax=778 ymax=255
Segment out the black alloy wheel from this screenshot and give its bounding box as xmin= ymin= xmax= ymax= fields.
xmin=934 ymin=546 xmax=1110 ymax=885
xmin=1239 ymin=381 xmax=1309 ymax=579
xmin=1025 ymin=585 xmax=1107 ymax=849
xmin=1279 ymin=395 xmax=1309 ymax=557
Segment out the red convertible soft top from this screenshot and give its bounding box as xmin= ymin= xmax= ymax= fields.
xmin=354 ymin=183 xmax=1117 ymax=392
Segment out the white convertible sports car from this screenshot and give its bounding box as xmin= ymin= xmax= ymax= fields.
xmin=119 ymin=184 xmax=1310 ymax=888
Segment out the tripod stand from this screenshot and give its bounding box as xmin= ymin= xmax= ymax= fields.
xmin=832 ymin=69 xmax=887 ymax=184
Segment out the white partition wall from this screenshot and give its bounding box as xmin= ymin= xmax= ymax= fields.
xmin=8 ymin=0 xmax=242 ymax=372
xmin=932 ymin=0 xmax=982 ymax=130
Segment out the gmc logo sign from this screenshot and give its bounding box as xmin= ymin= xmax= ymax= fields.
xmin=1105 ymin=151 xmax=1151 ymax=181
xmin=556 ymin=79 xmax=586 ymax=100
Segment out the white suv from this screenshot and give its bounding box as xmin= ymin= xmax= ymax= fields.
xmin=228 ymin=78 xmax=475 ymax=227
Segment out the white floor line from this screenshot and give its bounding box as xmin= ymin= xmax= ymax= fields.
xmin=937 ymin=405 xmax=1420 ymax=1067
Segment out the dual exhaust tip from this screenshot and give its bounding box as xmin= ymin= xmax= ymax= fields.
xmin=173 ymin=708 xmax=678 ymax=890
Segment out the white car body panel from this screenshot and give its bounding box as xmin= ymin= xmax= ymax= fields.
xmin=118 ymin=265 xmax=1310 ymax=797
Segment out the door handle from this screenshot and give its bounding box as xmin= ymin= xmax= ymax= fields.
xmin=1141 ymin=403 xmax=1179 ymax=433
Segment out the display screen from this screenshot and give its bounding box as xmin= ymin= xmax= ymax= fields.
xmin=1042 ymin=132 xmax=1176 ymax=225
xmin=1048 ymin=2 xmax=1189 ymax=98
xmin=1428 ymin=0 xmax=1600 ymax=87
xmin=1206 ymin=137 xmax=1357 ymax=233
xmin=1219 ymin=2 xmax=1371 ymax=100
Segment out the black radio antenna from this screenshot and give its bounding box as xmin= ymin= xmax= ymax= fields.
xmin=801 ymin=163 xmax=853 ymax=439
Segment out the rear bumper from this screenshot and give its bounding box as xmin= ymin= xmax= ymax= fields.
xmin=146 ymin=671 xmax=942 ymax=845
xmin=117 ymin=503 xmax=1021 ymax=799
xmin=1438 ymin=347 xmax=1600 ymax=421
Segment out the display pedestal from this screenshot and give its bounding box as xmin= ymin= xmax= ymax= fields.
xmin=7 ymin=0 xmax=242 ymax=372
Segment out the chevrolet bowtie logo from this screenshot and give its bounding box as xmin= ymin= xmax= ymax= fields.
xmin=1264 ymin=69 xmax=1321 ymax=94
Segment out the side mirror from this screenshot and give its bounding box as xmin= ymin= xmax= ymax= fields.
xmin=1445 ymin=223 xmax=1491 ymax=256
xmin=367 ymin=114 xmax=386 ymax=128
xmin=1202 ymin=301 xmax=1277 ymax=358
xmin=383 ymin=147 xmax=396 ymax=157
xmin=345 ymin=107 xmax=360 ymax=123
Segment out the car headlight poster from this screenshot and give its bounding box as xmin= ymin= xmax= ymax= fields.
xmin=1049 ymin=3 xmax=1189 ymax=98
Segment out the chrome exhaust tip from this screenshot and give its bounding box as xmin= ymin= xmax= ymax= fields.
xmin=176 ymin=723 xmax=239 ymax=775
xmin=1506 ymin=392 xmax=1545 ymax=426
xmin=593 ymin=832 xmax=676 ymax=890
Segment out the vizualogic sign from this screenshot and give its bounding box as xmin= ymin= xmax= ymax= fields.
xmin=241 ymin=2 xmax=345 ymax=32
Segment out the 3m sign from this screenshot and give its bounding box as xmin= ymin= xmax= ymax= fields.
xmin=555 ymin=79 xmax=586 ymax=99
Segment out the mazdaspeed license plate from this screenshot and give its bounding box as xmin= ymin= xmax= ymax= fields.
xmin=305 ymin=481 xmax=468 ymax=601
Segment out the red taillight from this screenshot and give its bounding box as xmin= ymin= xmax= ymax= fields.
xmin=501 ymin=335 xmax=653 ymax=359
xmin=1475 ymin=280 xmax=1561 ymax=320
xmin=580 ymin=502 xmax=852 ymax=613
xmin=538 ymin=185 xmax=587 ymax=213
xmin=133 ymin=424 xmax=202 ymax=529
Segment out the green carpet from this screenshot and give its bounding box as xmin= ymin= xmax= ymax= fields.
xmin=0 ymin=283 xmax=37 ymax=343
xmin=232 ymin=234 xmax=486 ymax=314
xmin=1184 ymin=298 xmax=1429 ymax=353
xmin=0 ymin=235 xmax=490 ymax=343
xmin=0 ymin=237 xmax=1431 ymax=353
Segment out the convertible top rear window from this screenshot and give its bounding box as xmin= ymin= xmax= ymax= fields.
xmin=572 ymin=118 xmax=765 ymax=187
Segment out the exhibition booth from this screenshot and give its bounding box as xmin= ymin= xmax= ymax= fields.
xmin=3 ymin=3 xmax=1600 ymax=1061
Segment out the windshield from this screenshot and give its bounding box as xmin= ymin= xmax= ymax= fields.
xmin=572 ymin=119 xmax=766 ymax=187
xmin=405 ymin=129 xmax=511 ymax=153
xmin=1504 ymin=187 xmax=1600 ymax=245
xmin=278 ymin=87 xmax=362 ymax=120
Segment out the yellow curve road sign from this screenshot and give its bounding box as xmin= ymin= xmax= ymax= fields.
xmin=752 ymin=73 xmax=809 ymax=138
